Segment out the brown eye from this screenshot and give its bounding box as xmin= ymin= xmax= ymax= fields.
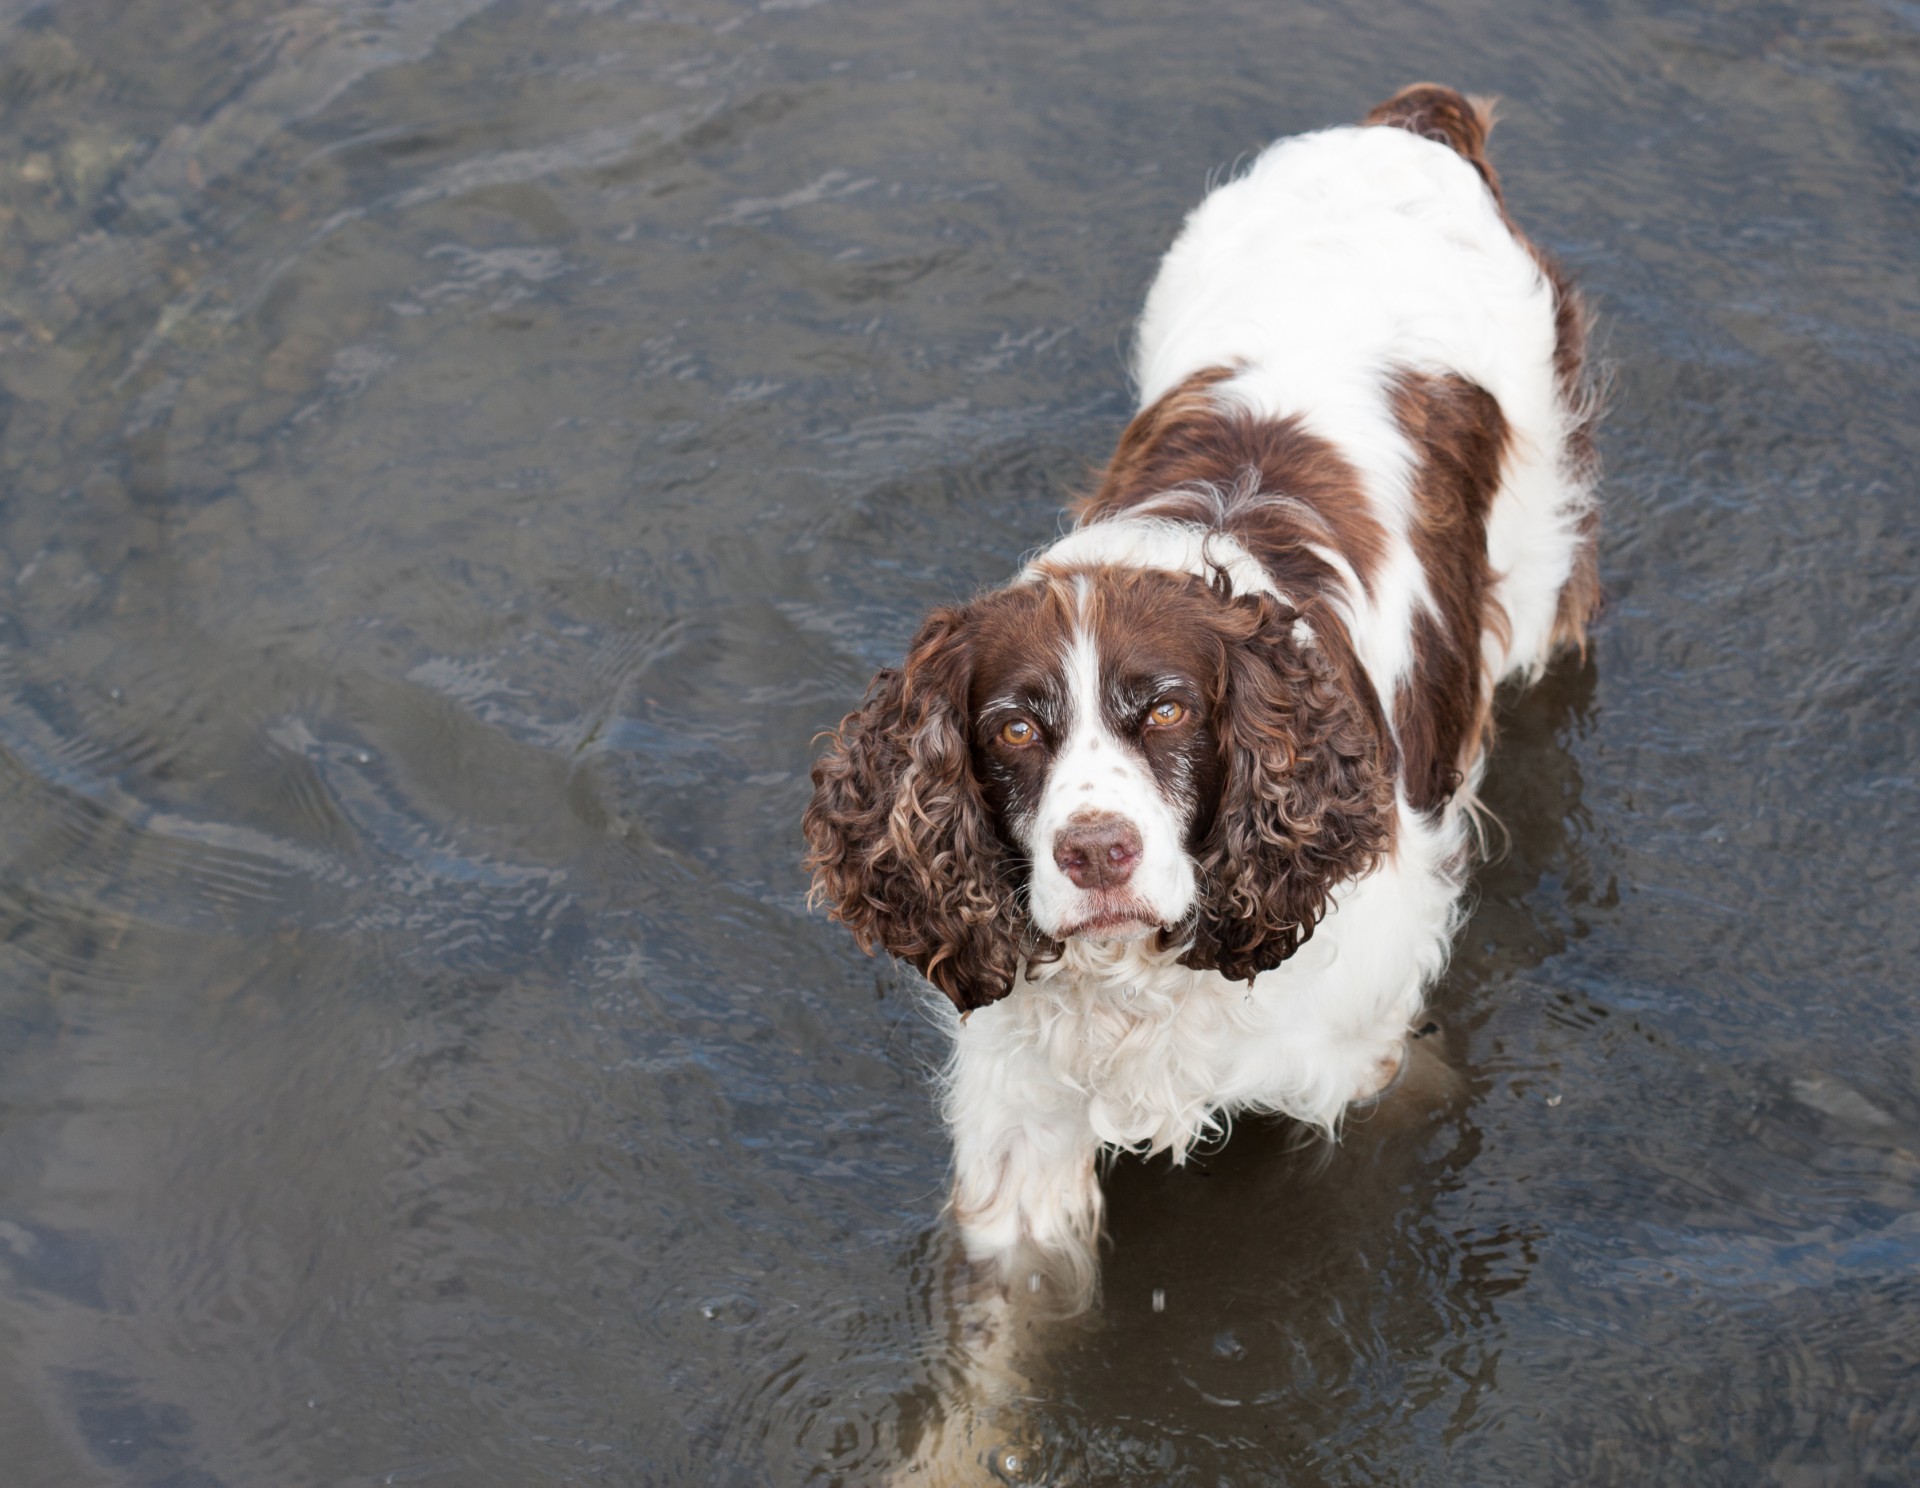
xmin=999 ymin=718 xmax=1038 ymax=747
xmin=1145 ymin=700 xmax=1187 ymax=729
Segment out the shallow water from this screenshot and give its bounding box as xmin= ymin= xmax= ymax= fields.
xmin=0 ymin=0 xmax=1916 ymax=1483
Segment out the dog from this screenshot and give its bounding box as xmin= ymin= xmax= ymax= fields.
xmin=805 ymin=84 xmax=1598 ymax=1304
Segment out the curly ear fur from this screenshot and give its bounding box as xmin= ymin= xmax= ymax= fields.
xmin=1181 ymin=595 xmax=1396 ymax=982
xmin=803 ymin=609 xmax=1033 ymax=1013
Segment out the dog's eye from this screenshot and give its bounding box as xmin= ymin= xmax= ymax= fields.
xmin=999 ymin=718 xmax=1039 ymax=747
xmin=1144 ymin=700 xmax=1187 ymax=729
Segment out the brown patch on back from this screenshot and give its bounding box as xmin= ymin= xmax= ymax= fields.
xmin=1366 ymin=81 xmax=1604 ymax=658
xmin=1081 ymin=365 xmax=1238 ymax=509
xmin=1391 ymin=371 xmax=1509 ymax=814
xmin=1077 ymin=369 xmax=1389 ymax=602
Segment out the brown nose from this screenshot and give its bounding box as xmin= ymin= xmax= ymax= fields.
xmin=1053 ymin=812 xmax=1142 ymax=891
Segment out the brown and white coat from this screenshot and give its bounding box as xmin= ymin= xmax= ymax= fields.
xmin=806 ymin=86 xmax=1599 ymax=1285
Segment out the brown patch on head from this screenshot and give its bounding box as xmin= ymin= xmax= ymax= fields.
xmin=957 ymin=577 xmax=1081 ymax=854
xmin=1077 ymin=369 xmax=1389 ymax=601
xmin=1391 ymin=371 xmax=1509 ymax=814
xmin=1075 ymin=569 xmax=1235 ymax=839
xmin=965 ymin=568 xmax=1235 ymax=856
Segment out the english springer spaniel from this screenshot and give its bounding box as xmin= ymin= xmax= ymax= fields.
xmin=806 ymin=85 xmax=1599 ymax=1290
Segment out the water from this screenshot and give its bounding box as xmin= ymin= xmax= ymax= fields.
xmin=0 ymin=1 xmax=1915 ymax=1482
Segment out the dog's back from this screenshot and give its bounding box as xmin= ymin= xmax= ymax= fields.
xmin=1126 ymin=85 xmax=1598 ymax=702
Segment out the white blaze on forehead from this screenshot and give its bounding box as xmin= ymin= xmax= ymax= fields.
xmin=1021 ymin=596 xmax=1201 ymax=940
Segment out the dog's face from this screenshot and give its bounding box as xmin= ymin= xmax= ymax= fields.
xmin=804 ymin=565 xmax=1394 ymax=1012
xmin=964 ymin=572 xmax=1226 ymax=944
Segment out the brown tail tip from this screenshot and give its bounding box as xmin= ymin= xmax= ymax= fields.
xmin=1362 ymin=83 xmax=1502 ymax=198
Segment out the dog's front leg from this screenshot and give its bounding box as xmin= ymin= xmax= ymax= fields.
xmin=890 ymin=1030 xmax=1100 ymax=1484
xmin=942 ymin=1022 xmax=1104 ymax=1299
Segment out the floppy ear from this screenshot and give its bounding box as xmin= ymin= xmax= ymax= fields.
xmin=803 ymin=608 xmax=1031 ymax=1013
xmin=1182 ymin=594 xmax=1395 ymax=982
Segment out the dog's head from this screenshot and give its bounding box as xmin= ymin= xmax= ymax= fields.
xmin=803 ymin=563 xmax=1395 ymax=1012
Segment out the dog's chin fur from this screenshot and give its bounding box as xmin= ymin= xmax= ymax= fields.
xmin=804 ymin=85 xmax=1600 ymax=1298
xmin=1051 ymin=914 xmax=1164 ymax=945
xmin=1033 ymin=931 xmax=1187 ymax=994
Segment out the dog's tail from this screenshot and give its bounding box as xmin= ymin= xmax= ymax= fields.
xmin=1363 ymin=83 xmax=1503 ymax=202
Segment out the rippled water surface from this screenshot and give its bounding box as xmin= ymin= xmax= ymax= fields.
xmin=0 ymin=1 xmax=1916 ymax=1483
